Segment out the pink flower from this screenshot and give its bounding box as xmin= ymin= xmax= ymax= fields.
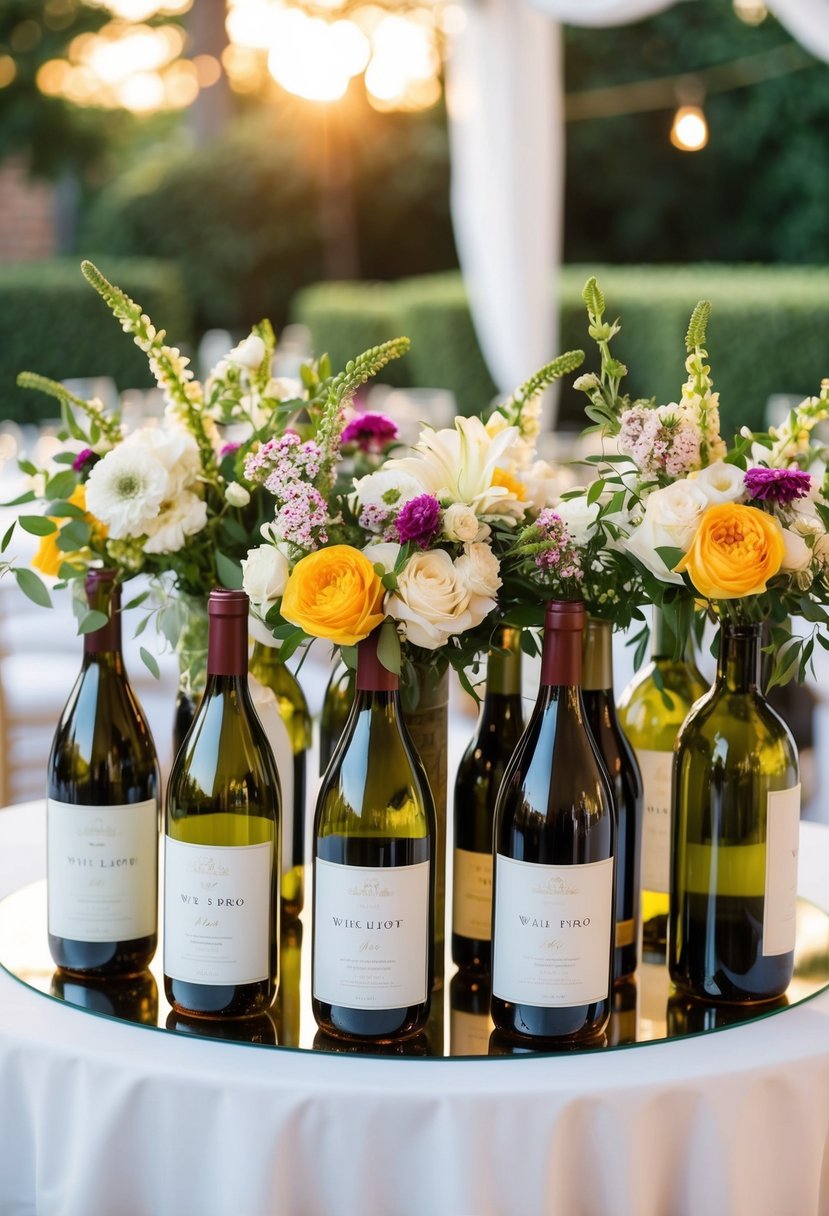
xmin=341 ymin=412 xmax=398 ymax=453
xmin=394 ymin=494 xmax=441 ymax=549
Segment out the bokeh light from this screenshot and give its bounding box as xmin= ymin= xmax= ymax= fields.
xmin=670 ymin=104 xmax=709 ymax=151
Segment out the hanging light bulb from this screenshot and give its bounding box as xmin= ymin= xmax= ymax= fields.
xmin=670 ymin=103 xmax=708 ymax=152
xmin=733 ymin=0 xmax=768 ymax=25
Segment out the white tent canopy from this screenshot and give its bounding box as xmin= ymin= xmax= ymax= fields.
xmin=446 ymin=0 xmax=829 ymax=409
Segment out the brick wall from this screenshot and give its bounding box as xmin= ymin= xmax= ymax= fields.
xmin=0 ymin=156 xmax=56 ymax=263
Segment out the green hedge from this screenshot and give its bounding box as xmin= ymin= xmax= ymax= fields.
xmin=292 ymin=265 xmax=829 ymax=432
xmin=0 ymin=258 xmax=191 ymax=424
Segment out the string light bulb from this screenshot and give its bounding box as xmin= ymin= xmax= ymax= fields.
xmin=670 ymin=103 xmax=708 ymax=152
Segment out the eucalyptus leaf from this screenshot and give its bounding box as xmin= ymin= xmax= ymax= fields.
xmin=77 ymin=609 xmax=110 ymax=634
xmin=140 ymin=646 xmax=161 ymax=680
xmin=13 ymin=567 xmax=52 ymax=608
xmin=18 ymin=515 xmax=57 ymax=537
xmin=216 ymin=551 xmax=243 ymax=590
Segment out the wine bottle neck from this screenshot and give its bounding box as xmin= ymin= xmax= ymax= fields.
xmin=581 ymin=617 xmax=613 ymax=692
xmin=486 ymin=625 xmax=522 ymax=697
xmin=207 ymin=589 xmax=249 ymax=677
xmin=83 ymin=571 xmax=122 ymax=657
xmin=716 ymin=622 xmax=763 ymax=694
xmin=540 ymin=627 xmax=582 ymax=687
xmin=356 ymin=629 xmax=398 ymax=693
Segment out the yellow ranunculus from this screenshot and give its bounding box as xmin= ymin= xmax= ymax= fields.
xmin=490 ymin=467 xmax=526 ymax=501
xmin=31 ymin=484 xmax=108 ymax=577
xmin=281 ymin=545 xmax=386 ymax=646
xmin=674 ymin=502 xmax=785 ymax=599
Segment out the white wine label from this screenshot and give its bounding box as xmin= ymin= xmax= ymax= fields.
xmin=248 ymin=674 xmax=294 ymax=876
xmin=164 ymin=838 xmax=273 ymax=985
xmin=47 ymin=799 xmax=158 ymax=943
xmin=314 ymin=858 xmax=430 ymax=1011
xmin=492 ymin=854 xmax=613 ymax=1008
xmin=636 ymin=748 xmax=674 ymax=894
xmin=763 ymin=784 xmax=800 ymax=957
xmin=453 ymin=847 xmax=493 ymax=941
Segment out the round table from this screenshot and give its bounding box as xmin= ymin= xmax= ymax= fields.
xmin=2 ymin=800 xmax=829 ymax=1216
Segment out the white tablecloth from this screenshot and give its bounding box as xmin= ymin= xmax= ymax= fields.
xmin=2 ymin=801 xmax=829 ymax=1216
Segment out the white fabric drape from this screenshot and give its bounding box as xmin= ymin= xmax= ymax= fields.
xmin=447 ymin=0 xmax=829 ymax=412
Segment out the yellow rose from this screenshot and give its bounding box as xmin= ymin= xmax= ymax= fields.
xmin=31 ymin=484 xmax=107 ymax=577
xmin=281 ymin=545 xmax=386 ymax=645
xmin=674 ymin=502 xmax=785 ymax=599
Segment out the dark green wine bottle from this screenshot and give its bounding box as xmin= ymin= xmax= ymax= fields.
xmin=491 ymin=600 xmax=615 ymax=1045
xmin=313 ymin=628 xmax=435 ymax=1042
xmin=582 ymin=616 xmax=642 ymax=983
xmin=164 ymin=589 xmax=281 ymax=1018
xmin=669 ymin=621 xmax=799 ymax=1003
xmin=452 ymin=625 xmax=523 ymax=973
xmin=47 ymin=568 xmax=160 ymax=977
xmin=249 ymin=641 xmax=311 ymax=918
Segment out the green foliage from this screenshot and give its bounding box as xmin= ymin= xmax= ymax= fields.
xmin=0 ymin=257 xmax=191 ymax=423
xmin=292 ymin=264 xmax=829 ymax=432
xmin=685 ymin=301 xmax=711 ymax=352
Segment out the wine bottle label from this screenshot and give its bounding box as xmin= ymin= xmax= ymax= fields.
xmin=452 ymin=847 xmax=493 ymax=941
xmin=763 ymin=784 xmax=800 ymax=957
xmin=164 ymin=838 xmax=273 ymax=985
xmin=636 ymin=748 xmax=674 ymax=895
xmin=313 ymin=858 xmax=430 ymax=1011
xmin=47 ymin=798 xmax=158 ymax=943
xmin=248 ymin=674 xmax=295 ymax=876
xmin=492 ymin=854 xmax=613 ymax=1008
xmin=451 ymin=1008 xmax=493 ymax=1056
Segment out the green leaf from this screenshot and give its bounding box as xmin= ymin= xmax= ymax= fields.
xmin=216 ymin=551 xmax=243 ymax=590
xmin=18 ymin=515 xmax=58 ymax=536
xmin=13 ymin=567 xmax=52 ymax=608
xmin=51 ymin=452 xmax=78 ymax=466
xmin=221 ymin=516 xmax=250 ymax=547
xmin=17 ymin=460 xmax=37 ymax=477
xmin=124 ymin=590 xmax=150 ymax=610
xmin=1 ymin=522 xmax=15 ymax=552
xmin=655 ymin=546 xmax=686 ymax=573
xmin=277 ymin=628 xmax=308 ymax=663
xmin=341 ymin=645 xmax=358 ymax=671
xmin=140 ymin=646 xmax=161 ymax=680
xmin=56 ymin=519 xmax=91 ymax=551
xmin=685 ymin=300 xmax=711 ymax=351
xmin=582 ymin=276 xmax=605 ymax=319
xmin=77 ymin=609 xmax=109 ymax=634
xmin=0 ymin=489 xmax=36 ymax=507
xmin=45 ymin=470 xmax=78 ymax=500
xmin=377 ymin=620 xmax=401 ymax=675
xmin=586 ymin=479 xmax=605 ymax=506
xmin=133 ymin=614 xmax=149 ymax=638
xmin=46 ymin=501 xmax=86 ymax=519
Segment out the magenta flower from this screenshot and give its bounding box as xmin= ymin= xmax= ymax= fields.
xmin=71 ymin=447 xmax=98 ymax=474
xmin=394 ymin=494 xmax=441 ymax=549
xmin=341 ymin=412 xmax=398 ymax=453
xmin=219 ymin=441 xmax=241 ymax=459
xmin=744 ymin=467 xmax=812 ymax=504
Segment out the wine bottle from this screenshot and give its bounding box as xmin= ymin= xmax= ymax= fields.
xmin=50 ymin=969 xmax=159 ymax=1026
xmin=47 ymin=568 xmax=160 ymax=976
xmin=249 ymin=641 xmax=311 ymax=918
xmin=617 ymin=607 xmax=707 ymax=958
xmin=582 ymin=616 xmax=643 ymax=982
xmin=319 ymin=661 xmax=355 ymax=776
xmin=669 ymin=621 xmax=800 ymax=1003
xmin=491 ymin=599 xmax=615 ymax=1045
xmin=164 ymin=589 xmax=281 ymax=1018
xmin=452 ymin=625 xmax=523 ymax=973
xmin=449 ymin=971 xmax=493 ymax=1056
xmin=312 ymin=628 xmax=435 ymax=1042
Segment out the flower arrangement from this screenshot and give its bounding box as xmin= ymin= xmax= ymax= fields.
xmin=241 ymin=349 xmax=585 ymax=697
xmin=562 ymin=277 xmax=829 ymax=684
xmin=5 ymin=261 xmax=409 ymax=682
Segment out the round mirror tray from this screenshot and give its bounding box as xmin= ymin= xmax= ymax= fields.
xmin=2 ymin=880 xmax=828 ymax=1059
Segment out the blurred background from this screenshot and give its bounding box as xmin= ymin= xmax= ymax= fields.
xmin=0 ymin=0 xmax=827 ymax=808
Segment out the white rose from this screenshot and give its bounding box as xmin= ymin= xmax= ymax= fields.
xmin=454 ymin=542 xmax=501 ymax=600
xmin=85 ymin=444 xmax=168 ymax=539
xmin=228 ymin=334 xmax=267 ymax=370
xmin=555 ymin=494 xmax=601 ymax=545
xmin=443 ymin=503 xmax=486 ymax=543
xmin=624 ymin=480 xmax=709 ymax=583
xmin=225 ymin=482 xmax=251 ymax=508
xmin=386 ymin=549 xmax=480 ymax=650
xmin=143 ymin=491 xmax=208 ymax=554
xmin=781 ymin=528 xmax=812 ymax=573
xmin=689 ymin=460 xmax=746 ymax=505
xmin=241 ymin=543 xmax=290 ymax=606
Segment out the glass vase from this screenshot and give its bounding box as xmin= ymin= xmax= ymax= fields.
xmin=669 ymin=621 xmax=800 ymax=1004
